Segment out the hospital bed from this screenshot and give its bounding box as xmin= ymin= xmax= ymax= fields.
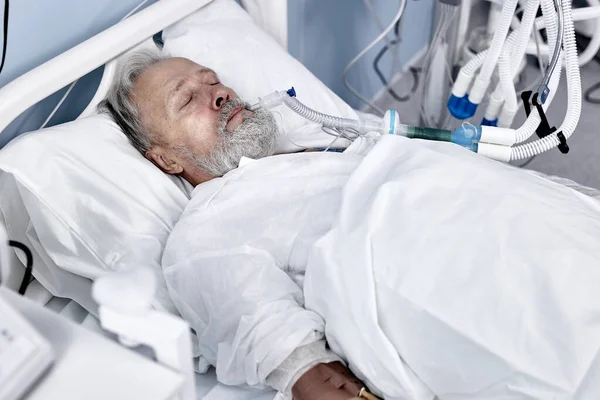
xmin=1 ymin=0 xmax=600 ymax=399
xmin=0 ymin=0 xmax=292 ymax=398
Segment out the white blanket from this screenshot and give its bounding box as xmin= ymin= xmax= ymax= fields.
xmin=305 ymin=135 xmax=600 ymax=399
xmin=164 ymin=134 xmax=600 ymax=398
xmin=162 ymin=137 xmax=375 ymax=391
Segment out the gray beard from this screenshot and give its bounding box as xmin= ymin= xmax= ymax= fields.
xmin=190 ymin=98 xmax=279 ymax=177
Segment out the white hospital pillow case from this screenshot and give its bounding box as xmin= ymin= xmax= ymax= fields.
xmin=0 ymin=0 xmax=360 ymax=316
xmin=0 ymin=114 xmax=188 ymax=314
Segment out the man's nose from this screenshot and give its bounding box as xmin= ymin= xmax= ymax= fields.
xmin=213 ymin=87 xmax=236 ymax=110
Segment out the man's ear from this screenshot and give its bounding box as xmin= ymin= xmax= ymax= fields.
xmin=146 ymin=149 xmax=184 ymax=175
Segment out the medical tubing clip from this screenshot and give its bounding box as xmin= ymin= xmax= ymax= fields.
xmin=520 ymin=90 xmax=569 ymax=154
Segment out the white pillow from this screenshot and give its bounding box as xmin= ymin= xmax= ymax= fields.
xmin=0 ymin=0 xmax=359 ymax=315
xmin=162 ymin=0 xmax=358 ymax=153
xmin=0 ymin=115 xmax=189 ymax=314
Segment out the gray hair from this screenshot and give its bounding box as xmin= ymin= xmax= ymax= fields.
xmin=98 ymin=49 xmax=166 ymax=155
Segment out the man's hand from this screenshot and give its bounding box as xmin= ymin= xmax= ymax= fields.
xmin=291 ymin=361 xmax=378 ymax=400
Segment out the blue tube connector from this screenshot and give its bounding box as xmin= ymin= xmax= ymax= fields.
xmin=447 ymin=94 xmax=478 ymax=120
xmin=481 ymin=117 xmax=498 ymax=127
xmin=536 ymin=84 xmax=550 ymax=104
xmin=451 ymin=124 xmax=482 ymax=152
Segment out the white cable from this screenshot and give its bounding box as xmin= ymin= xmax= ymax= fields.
xmin=39 ymin=0 xmax=149 ymax=129
xmin=124 ymin=0 xmax=150 ymax=19
xmin=343 ymin=0 xmax=406 ymax=116
xmin=363 ymin=0 xmax=401 ymax=80
xmin=421 ymin=4 xmax=450 ymax=126
xmin=39 ymin=82 xmax=78 ymax=129
xmin=363 ymin=0 xmax=396 ymax=48
xmin=533 ymin=27 xmax=547 ymax=78
xmin=421 ymin=4 xmax=457 ymax=127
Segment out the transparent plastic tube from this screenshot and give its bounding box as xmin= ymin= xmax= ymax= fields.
xmin=282 ymin=96 xmax=361 ymax=131
xmin=397 ymin=126 xmax=452 ymax=141
xmin=276 ymin=93 xmax=479 ymax=153
xmin=539 ymin=0 xmax=563 ymax=103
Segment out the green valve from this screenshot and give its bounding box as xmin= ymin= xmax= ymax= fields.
xmin=405 ymin=126 xmax=453 ymax=142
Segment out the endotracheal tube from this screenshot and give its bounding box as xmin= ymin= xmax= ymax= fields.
xmin=250 ymin=87 xmax=481 ymax=152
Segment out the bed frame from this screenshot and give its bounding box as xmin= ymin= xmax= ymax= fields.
xmin=0 ymin=0 xmax=288 ymax=135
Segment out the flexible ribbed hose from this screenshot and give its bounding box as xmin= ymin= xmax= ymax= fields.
xmin=484 ymin=35 xmax=516 ymax=121
xmin=488 ymin=0 xmax=539 ymax=116
xmin=511 ymin=0 xmax=582 ymax=160
xmin=513 ymin=0 xmax=561 ymax=143
xmin=283 ymin=96 xmax=361 ymax=131
xmin=510 ymin=0 xmax=540 ymax=76
xmin=497 ymin=44 xmax=518 ymax=127
xmin=461 ymin=50 xmax=487 ymax=76
xmin=468 ymin=0 xmax=519 ymax=104
xmin=455 ymin=5 xmax=600 ymax=98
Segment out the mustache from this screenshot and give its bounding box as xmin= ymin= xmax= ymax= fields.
xmin=219 ymin=98 xmax=250 ymax=129
xmin=195 ymin=104 xmax=279 ymax=177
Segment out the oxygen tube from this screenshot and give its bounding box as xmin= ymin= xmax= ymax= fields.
xmin=249 ymin=87 xmax=481 ymax=152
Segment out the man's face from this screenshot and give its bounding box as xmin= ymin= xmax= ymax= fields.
xmin=134 ymin=57 xmax=278 ymax=185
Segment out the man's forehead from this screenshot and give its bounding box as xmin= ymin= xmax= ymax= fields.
xmin=141 ymin=58 xmax=215 ymax=87
xmin=161 ymin=57 xmax=214 ymax=74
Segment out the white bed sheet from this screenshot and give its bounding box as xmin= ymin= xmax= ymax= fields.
xmin=7 ymin=123 xmax=596 ymax=399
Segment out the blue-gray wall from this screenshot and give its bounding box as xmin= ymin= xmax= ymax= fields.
xmin=0 ymin=0 xmax=434 ymax=147
xmin=288 ymin=0 xmax=434 ymax=110
xmin=0 ymin=0 xmax=159 ymax=147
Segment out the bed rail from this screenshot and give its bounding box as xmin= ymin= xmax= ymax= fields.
xmin=0 ymin=0 xmax=214 ymax=135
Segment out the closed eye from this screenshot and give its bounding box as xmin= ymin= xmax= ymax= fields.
xmin=180 ymin=94 xmax=192 ymax=110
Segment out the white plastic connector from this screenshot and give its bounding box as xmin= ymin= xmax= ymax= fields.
xmin=480 ymin=126 xmax=517 ymax=146
xmin=359 ymin=117 xmax=384 ymax=134
xmin=468 ymin=77 xmax=491 ymax=104
xmin=382 ymin=109 xmax=400 ymax=135
xmin=484 ymin=94 xmax=504 ymax=121
xmin=257 ymin=90 xmax=288 ymax=110
xmin=498 ymin=107 xmax=518 ymax=128
xmin=477 ymin=142 xmax=512 ymax=162
xmin=452 ymin=70 xmax=474 ymax=97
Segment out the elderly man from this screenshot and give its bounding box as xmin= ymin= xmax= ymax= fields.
xmin=100 ymin=50 xmax=373 ymax=400
xmin=101 ymin=50 xmax=600 ymax=400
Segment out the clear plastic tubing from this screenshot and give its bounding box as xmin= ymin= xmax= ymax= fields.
xmin=251 ymin=88 xmax=481 ymax=151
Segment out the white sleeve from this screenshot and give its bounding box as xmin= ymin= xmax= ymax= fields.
xmin=266 ymin=340 xmax=341 ymax=399
xmin=162 ymin=246 xmax=328 ymax=389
